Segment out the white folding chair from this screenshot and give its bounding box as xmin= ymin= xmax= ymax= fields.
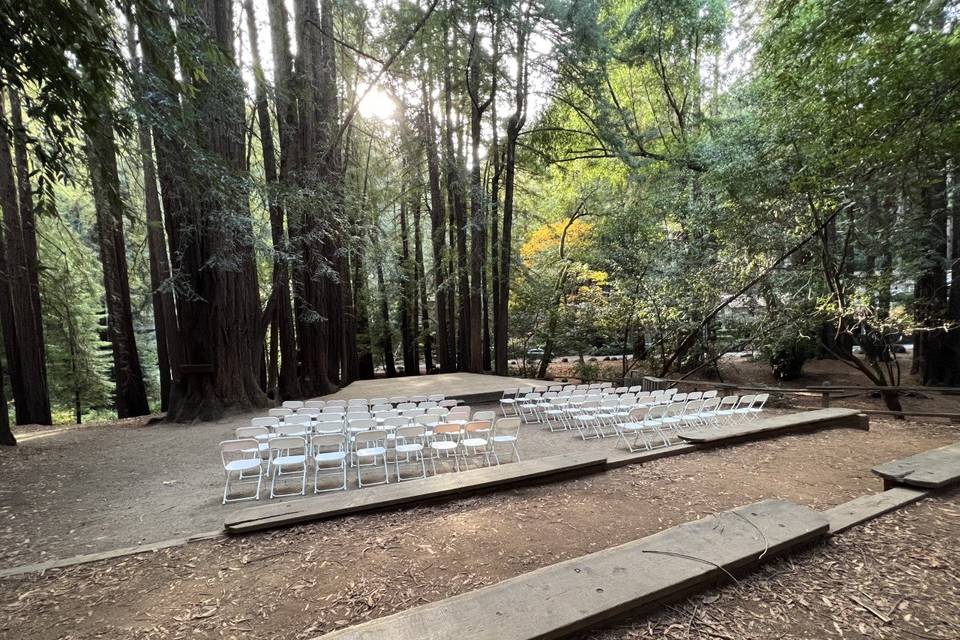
xmin=743 ymin=393 xmax=769 ymax=421
xmin=427 ymin=393 xmax=445 ymax=402
xmin=491 ymin=417 xmax=521 ymax=463
xmin=499 ymin=388 xmax=519 ymax=416
xmin=312 ymin=433 xmax=348 ymax=493
xmin=702 ymin=389 xmax=718 ymax=399
xmin=393 ymin=425 xmax=427 ymax=481
xmin=615 ymin=407 xmax=664 ymax=452
xmin=268 ymin=436 xmax=307 ymax=498
xmin=430 ymin=423 xmax=462 ymax=473
xmin=714 ymin=395 xmax=739 ymax=423
xmin=460 ymin=420 xmax=495 ymax=468
xmin=353 ymin=430 xmax=389 ymax=487
xmin=219 ymin=439 xmax=263 ymax=503
xmin=729 ymin=395 xmax=756 ymax=424
xmin=236 ymin=426 xmax=270 ymax=458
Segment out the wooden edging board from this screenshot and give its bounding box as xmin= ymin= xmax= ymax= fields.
xmin=680 ymin=408 xmax=868 ymax=445
xmin=872 ymin=442 xmax=960 ymax=490
xmin=224 ymin=452 xmax=607 ymax=534
xmin=312 ymin=499 xmax=829 ymax=640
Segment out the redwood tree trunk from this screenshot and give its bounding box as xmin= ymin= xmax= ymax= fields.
xmin=0 ymin=89 xmax=51 ymax=425
xmin=0 ymin=360 xmax=13 ymax=445
xmin=414 ymin=193 xmax=433 ymax=372
xmin=84 ymin=104 xmax=151 ymax=418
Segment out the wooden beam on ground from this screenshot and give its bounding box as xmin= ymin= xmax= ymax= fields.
xmin=312 ymin=499 xmax=829 ymax=640
xmin=605 ymin=443 xmax=696 ymax=469
xmin=679 ymin=408 xmax=868 ymax=446
xmin=224 ymin=452 xmax=607 ymax=534
xmin=872 ymin=442 xmax=960 ymax=490
xmin=823 ymin=488 xmax=929 ymax=534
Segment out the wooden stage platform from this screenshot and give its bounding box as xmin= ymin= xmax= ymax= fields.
xmin=318 ymin=373 xmax=545 ymax=404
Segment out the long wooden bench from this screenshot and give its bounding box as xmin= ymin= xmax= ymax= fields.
xmin=312 ymin=499 xmax=829 ymax=640
xmin=872 ymin=442 xmax=960 ymax=490
xmin=224 ymin=452 xmax=607 ymax=534
xmin=680 ymin=408 xmax=868 ymax=445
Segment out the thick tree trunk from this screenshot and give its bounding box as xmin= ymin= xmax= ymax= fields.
xmin=422 ymin=77 xmax=454 ymax=372
xmin=0 ymin=90 xmax=51 ymax=425
xmin=125 ymin=19 xmax=176 ymax=412
xmin=0 ymin=361 xmax=13 ymax=445
xmin=465 ymin=14 xmax=485 ymax=373
xmin=398 ymin=197 xmax=419 ymax=374
xmin=912 ymin=176 xmax=952 ymax=384
xmin=374 ymin=230 xmax=397 ymax=378
xmin=245 ymin=0 xmax=299 ymax=400
xmin=353 ymin=139 xmax=375 ymax=379
xmin=85 ymin=105 xmax=151 ymax=418
xmin=414 ymin=194 xmax=433 ymax=373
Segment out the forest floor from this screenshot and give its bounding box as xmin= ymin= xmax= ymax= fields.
xmin=0 ymin=414 xmax=957 ymax=639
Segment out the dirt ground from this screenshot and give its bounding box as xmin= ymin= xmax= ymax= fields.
xmin=0 ymin=417 xmax=956 ymax=640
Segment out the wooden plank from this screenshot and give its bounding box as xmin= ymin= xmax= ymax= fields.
xmin=313 ymin=499 xmax=828 ymax=640
xmin=872 ymin=442 xmax=960 ymax=489
xmin=0 ymin=530 xmax=223 ymax=580
xmin=224 ymin=452 xmax=607 ymax=534
xmin=605 ymin=443 xmax=696 ymax=469
xmin=824 ymin=488 xmax=928 ymax=534
xmin=680 ymin=408 xmax=867 ymax=445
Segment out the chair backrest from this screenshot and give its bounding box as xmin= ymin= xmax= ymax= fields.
xmin=563 ymin=385 xmax=576 ymax=391
xmin=614 ymin=386 xmax=628 ymax=394
xmin=628 ymin=406 xmax=649 ymax=421
xmin=268 ymin=435 xmax=305 ymax=455
xmin=439 ymin=399 xmax=459 ymax=408
xmin=428 ymin=393 xmax=446 ymax=402
xmin=687 ymin=391 xmax=702 ymax=401
xmin=327 ymin=400 xmax=347 ymax=408
xmin=304 ymin=400 xmax=325 ymax=409
xmin=426 ymin=406 xmax=447 ymax=416
xmin=348 ymin=399 xmax=368 ymax=408
xmin=600 ymin=397 xmax=619 ymax=408
xmin=388 ymin=396 xmax=406 ymax=404
xmin=312 ymin=433 xmax=345 ymax=452
xmin=664 ymin=388 xmax=678 ymax=397
xmin=635 ymin=395 xmax=654 ymax=406
xmin=449 ymin=405 xmax=471 ymax=416
xmin=403 ymin=408 xmax=426 ymax=417
xmin=619 ymin=393 xmax=637 ymax=406
xmin=548 ymin=385 xmax=563 ymax=391
xmin=397 ymin=402 xmax=417 ymax=410
xmin=353 ymin=430 xmax=387 ymax=448
xmin=581 ymin=399 xmax=600 ymax=409
xmin=473 ymin=410 xmax=496 ymax=422
xmin=464 ymin=420 xmax=492 ymax=434
xmin=542 ymin=391 xmax=557 ymax=400
xmin=415 ymin=414 xmax=437 ymax=426
xmin=346 ymin=412 xmax=370 ymax=421
xmin=702 ymin=397 xmax=721 ymax=412
xmin=275 ymin=423 xmax=307 ymax=436
xmin=735 ymin=394 xmax=755 ymax=409
xmin=268 ymin=407 xmax=293 ymax=417
xmin=251 ymin=416 xmax=279 ymax=428
xmin=299 ymin=407 xmax=322 ymax=417
xmin=628 ymin=385 xmax=643 ymax=393
xmin=236 ymin=426 xmax=268 ymax=439
xmin=665 ymin=402 xmax=686 ymax=417
xmin=282 ymin=400 xmax=304 ymax=410
xmin=375 ymin=410 xmax=400 ymax=419
xmin=496 ymin=417 xmax=522 ymax=437
xmin=517 ymin=387 xmax=533 ymax=395
xmin=369 ymin=397 xmax=388 ymax=406
xmin=384 ymin=416 xmax=409 ymax=428
xmin=753 ymin=393 xmax=769 ymax=409
xmin=651 ymin=389 xmax=664 ymax=397
xmin=673 ymin=392 xmax=688 ymax=403
xmin=419 ymin=401 xmax=438 ymax=409
xmin=433 ymin=423 xmax=461 ymax=437
xmin=348 ymin=418 xmax=377 ymax=430
xmin=285 ymin=414 xmax=312 ymax=426
xmin=409 ymin=395 xmax=428 ymax=403
xmin=395 ymin=425 xmax=426 ymax=441
xmin=220 ymin=439 xmax=260 ymax=466
xmin=371 ymin=404 xmax=392 ymax=413
xmin=645 ymin=404 xmax=668 ymax=420
xmin=702 ymin=389 xmax=718 ymax=399
xmin=321 ymin=407 xmax=345 ymax=415
xmin=683 ymin=399 xmax=704 ymax=415
xmin=718 ymin=395 xmax=738 ymax=410
xmin=313 ymin=419 xmax=343 ymax=435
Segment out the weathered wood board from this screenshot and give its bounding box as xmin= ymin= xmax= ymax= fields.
xmin=224 ymin=452 xmax=606 ymax=534
xmin=824 ymin=487 xmax=929 ymax=534
xmin=313 ymin=499 xmax=828 ymax=640
xmin=872 ymin=442 xmax=960 ymax=489
xmin=680 ymin=408 xmax=867 ymax=445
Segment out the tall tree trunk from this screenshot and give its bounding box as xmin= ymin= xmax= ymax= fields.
xmin=912 ymin=175 xmax=951 ymax=384
xmin=245 ymin=0 xmax=299 ymax=400
xmin=499 ymin=11 xmax=530 ymax=378
xmin=422 ymin=75 xmax=454 ymax=372
xmin=0 ymin=359 xmax=14 ymax=445
xmin=84 ymin=104 xmax=151 ymax=418
xmin=373 ymin=226 xmax=397 ymax=378
xmin=465 ymin=12 xmax=487 ymax=373
xmin=0 ymin=89 xmax=51 ymax=425
xmin=353 ymin=138 xmax=375 ymax=378
xmin=489 ymin=17 xmax=504 ymax=375
xmin=398 ymin=197 xmax=419 ymax=374
xmin=414 ymin=191 xmax=433 ymax=373
xmin=125 ymin=17 xmax=176 ymax=412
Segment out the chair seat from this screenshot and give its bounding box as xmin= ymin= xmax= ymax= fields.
xmin=595 ymin=412 xmax=615 ymax=419
xmin=315 ymin=451 xmax=346 ymax=462
xmin=272 ymin=454 xmax=305 ymax=467
xmin=620 ymin=422 xmax=646 ymax=431
xmin=396 ymin=443 xmax=424 ymax=453
xmin=462 ymin=437 xmax=488 ymax=447
xmin=493 ymin=435 xmax=516 ymax=443
xmin=356 ymin=446 xmax=386 ymax=457
xmin=431 ymin=441 xmax=458 ymax=451
xmin=226 ymin=458 xmax=262 ymax=472
xmin=500 ymin=398 xmax=517 ymax=404
xmin=574 ymin=415 xmax=596 ymax=422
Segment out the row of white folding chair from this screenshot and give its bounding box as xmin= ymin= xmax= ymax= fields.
xmin=279 ymin=395 xmax=452 ymax=410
